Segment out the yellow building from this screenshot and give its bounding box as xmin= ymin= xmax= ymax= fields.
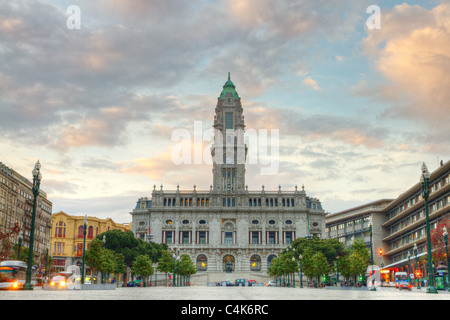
xmin=50 ymin=211 xmax=131 ymax=275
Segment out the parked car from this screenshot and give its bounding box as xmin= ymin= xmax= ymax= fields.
xmin=265 ymin=280 xmax=276 ymax=287
xmin=50 ymin=271 xmax=73 ymax=288
xmin=235 ymin=279 xmax=252 ymax=287
xmin=127 ymin=280 xmax=142 ymax=287
xmin=249 ymin=279 xmax=257 ymax=284
xmin=216 ymin=281 xmax=235 ymax=287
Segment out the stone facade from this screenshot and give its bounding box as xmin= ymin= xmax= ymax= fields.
xmin=0 ymin=161 xmax=52 ymax=257
xmin=326 ymin=160 xmax=450 ymax=283
xmin=130 ymin=74 xmax=326 ymax=277
xmin=325 ymin=199 xmax=392 ymax=267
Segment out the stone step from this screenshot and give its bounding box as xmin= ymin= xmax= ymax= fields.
xmin=190 ymin=271 xmax=272 ymax=286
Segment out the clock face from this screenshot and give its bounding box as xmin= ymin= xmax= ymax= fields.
xmin=226 ymin=156 xmax=233 ymax=164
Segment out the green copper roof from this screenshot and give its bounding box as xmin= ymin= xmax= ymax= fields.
xmin=220 ymin=72 xmax=239 ymax=99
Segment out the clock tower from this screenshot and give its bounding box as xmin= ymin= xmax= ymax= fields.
xmin=211 ymin=73 xmax=247 ymax=193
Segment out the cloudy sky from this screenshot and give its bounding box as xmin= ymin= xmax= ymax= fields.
xmin=1 ymin=0 xmax=449 ymax=223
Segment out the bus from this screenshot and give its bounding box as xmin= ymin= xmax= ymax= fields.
xmin=395 ymin=271 xmax=412 ymax=291
xmin=0 ymin=260 xmax=37 ymax=290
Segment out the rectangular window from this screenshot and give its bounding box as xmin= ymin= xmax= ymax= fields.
xmin=226 ymin=113 xmax=233 ymax=130
xmin=268 ymin=231 xmax=276 ymax=244
xmin=225 ymin=232 xmax=233 ymax=244
xmin=199 ymin=231 xmax=207 ymax=244
xmin=182 ymin=231 xmax=190 ymax=244
xmin=166 ymin=231 xmax=173 ymax=244
xmin=251 ymin=231 xmax=259 ymax=244
xmin=285 ymin=232 xmax=293 ymax=244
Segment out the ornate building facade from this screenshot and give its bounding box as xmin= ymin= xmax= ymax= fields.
xmin=130 ymin=75 xmax=326 ymax=281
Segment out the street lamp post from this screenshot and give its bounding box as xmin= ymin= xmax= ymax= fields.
xmin=24 ymin=160 xmax=42 ymax=290
xmin=299 ymin=254 xmax=303 ymax=288
xmin=172 ymin=247 xmax=178 ymax=287
xmin=176 ymin=256 xmax=180 ymax=287
xmin=102 ymin=235 xmax=106 ymax=284
xmin=421 ymin=162 xmax=438 ymax=294
xmin=407 ymin=252 xmax=412 ymax=286
xmin=81 ymin=214 xmax=88 ymax=285
xmin=336 ymin=255 xmax=340 ymax=285
xmin=45 ymin=247 xmax=49 ymax=284
xmin=292 ymin=257 xmax=295 ymax=288
xmin=414 ymin=243 xmax=421 ymax=289
xmin=172 ymin=253 xmax=176 ymax=287
xmin=17 ymin=231 xmax=23 ymax=260
xmin=369 ymin=218 xmax=376 ymax=291
xmin=443 ymin=227 xmax=450 ymax=292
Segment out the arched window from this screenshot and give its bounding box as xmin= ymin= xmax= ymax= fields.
xmin=78 ymin=226 xmax=84 ymax=238
xmin=88 ymin=226 xmax=94 ymax=239
xmin=250 ymin=255 xmax=261 ymax=271
xmin=197 ymin=255 xmax=207 ymax=271
xmin=55 ymin=221 xmax=66 ymax=238
xmin=223 ymin=255 xmax=235 ymax=272
xmin=267 ymin=255 xmax=277 ymax=269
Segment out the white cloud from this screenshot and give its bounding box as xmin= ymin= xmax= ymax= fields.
xmin=302 ymin=76 xmax=320 ymax=91
xmin=361 ymin=3 xmax=450 ymax=128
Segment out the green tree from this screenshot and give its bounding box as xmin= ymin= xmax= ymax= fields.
xmin=114 ymin=253 xmax=127 ymax=276
xmin=267 ymin=257 xmax=282 ymax=284
xmin=351 ymin=238 xmax=370 ymax=263
xmin=157 ymin=250 xmax=175 ymax=286
xmin=267 ymin=251 xmax=298 ymax=286
xmin=179 ymin=254 xmax=197 ymax=285
xmin=0 ymin=223 xmax=20 ymax=262
xmin=290 ymin=237 xmax=345 ymax=269
xmin=85 ymin=238 xmax=104 ymax=282
xmin=95 ymin=230 xmax=167 ymax=285
xmin=131 ymin=255 xmax=154 ymax=286
xmin=338 ymin=253 xmax=352 ymax=281
xmin=100 ymin=249 xmax=117 ymax=283
xmin=98 ymin=230 xmax=168 ymax=264
xmin=311 ymin=252 xmax=330 ymax=283
xmin=338 ymin=238 xmax=370 ymax=284
xmin=349 ymin=252 xmax=367 ymax=283
xmin=301 ymin=249 xmax=329 ymax=283
xmin=13 ymin=245 xmax=30 ymax=263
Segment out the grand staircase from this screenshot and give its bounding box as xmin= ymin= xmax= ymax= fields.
xmin=189 ymin=271 xmax=272 ymax=286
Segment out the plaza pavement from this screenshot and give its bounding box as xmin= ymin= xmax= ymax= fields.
xmin=1 ymin=285 xmax=449 ymax=300
xmin=1 ymin=286 xmax=446 ymax=319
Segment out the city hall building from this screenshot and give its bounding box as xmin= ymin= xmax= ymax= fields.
xmin=130 ymin=74 xmax=326 ymax=283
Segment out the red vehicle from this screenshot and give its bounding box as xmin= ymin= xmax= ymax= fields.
xmin=395 ymin=272 xmax=412 ymax=291
xmin=235 ymin=279 xmax=252 ymax=286
xmin=248 ymin=279 xmax=257 ymax=284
